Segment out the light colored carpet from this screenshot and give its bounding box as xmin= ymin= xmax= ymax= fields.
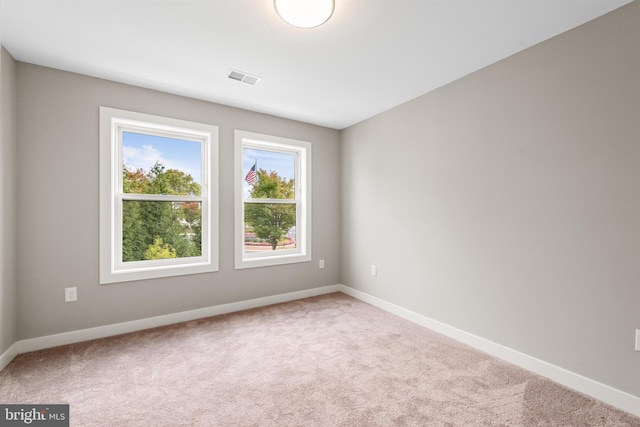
xmin=0 ymin=293 xmax=638 ymax=426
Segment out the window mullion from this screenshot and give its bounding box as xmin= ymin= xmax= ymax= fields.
xmin=122 ymin=193 xmax=204 ymax=202
xmin=243 ymin=198 xmax=297 ymax=204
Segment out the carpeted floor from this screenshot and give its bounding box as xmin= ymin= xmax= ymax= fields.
xmin=0 ymin=293 xmax=638 ymax=426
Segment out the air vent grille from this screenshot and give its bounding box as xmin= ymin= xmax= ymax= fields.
xmin=228 ymin=69 xmax=261 ymax=85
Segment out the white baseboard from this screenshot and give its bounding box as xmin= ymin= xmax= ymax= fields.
xmin=337 ymin=284 xmax=640 ymax=418
xmin=4 ymin=283 xmax=638 ymax=419
xmin=0 ymin=342 xmax=19 ymax=372
xmin=12 ymin=284 xmax=340 ymax=356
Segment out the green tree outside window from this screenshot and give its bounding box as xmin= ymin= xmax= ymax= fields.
xmin=244 ymin=169 xmax=296 ymax=251
xmin=122 ymin=162 xmax=202 ymax=262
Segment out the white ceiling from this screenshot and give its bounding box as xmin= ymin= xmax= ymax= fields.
xmin=0 ymin=0 xmax=631 ymax=130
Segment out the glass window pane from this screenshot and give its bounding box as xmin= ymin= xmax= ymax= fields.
xmin=244 ymin=202 xmax=296 ymax=252
xmin=122 ymin=200 xmax=202 ymax=262
xmin=122 ymin=131 xmax=202 ymax=196
xmin=242 ymin=148 xmax=295 ymax=199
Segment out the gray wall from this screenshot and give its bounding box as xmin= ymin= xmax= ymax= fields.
xmin=341 ymin=2 xmax=640 ymax=397
xmin=16 ymin=64 xmax=341 ymax=340
xmin=0 ymin=48 xmax=17 ymax=355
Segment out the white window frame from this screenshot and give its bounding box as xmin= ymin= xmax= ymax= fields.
xmin=234 ymin=130 xmax=311 ymax=269
xmin=100 ymin=107 xmax=219 ymax=284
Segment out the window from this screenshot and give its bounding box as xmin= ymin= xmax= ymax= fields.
xmin=100 ymin=107 xmax=219 ymax=284
xmin=234 ymin=130 xmax=311 ymax=269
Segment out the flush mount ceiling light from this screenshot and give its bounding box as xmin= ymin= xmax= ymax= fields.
xmin=274 ymin=0 xmax=335 ymax=29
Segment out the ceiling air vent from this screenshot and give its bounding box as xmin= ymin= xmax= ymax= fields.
xmin=228 ymin=69 xmax=261 ymax=85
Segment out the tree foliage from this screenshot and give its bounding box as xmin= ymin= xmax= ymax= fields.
xmin=144 ymin=237 xmax=177 ymax=260
xmin=245 ymin=169 xmax=296 ymax=250
xmin=122 ymin=162 xmax=201 ymax=262
xmin=146 ymin=163 xmax=201 ymax=196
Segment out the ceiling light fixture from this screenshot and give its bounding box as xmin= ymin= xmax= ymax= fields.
xmin=274 ymin=0 xmax=335 ymax=29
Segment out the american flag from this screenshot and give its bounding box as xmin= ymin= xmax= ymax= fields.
xmin=245 ymin=161 xmax=257 ymax=185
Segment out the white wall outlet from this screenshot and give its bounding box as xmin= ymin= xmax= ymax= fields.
xmin=64 ymin=287 xmax=77 ymax=302
xmin=371 ymin=265 xmax=377 ymax=276
xmin=636 ymin=329 xmax=640 ymax=351
xmin=319 ymin=259 xmax=325 ymax=269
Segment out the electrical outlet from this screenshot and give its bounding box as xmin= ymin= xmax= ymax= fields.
xmin=636 ymin=329 xmax=640 ymax=352
xmin=371 ymin=265 xmax=377 ymax=276
xmin=64 ymin=287 xmax=77 ymax=302
xmin=319 ymin=259 xmax=325 ymax=269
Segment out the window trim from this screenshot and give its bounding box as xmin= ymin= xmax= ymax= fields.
xmin=100 ymin=107 xmax=219 ymax=284
xmin=234 ymin=130 xmax=312 ymax=269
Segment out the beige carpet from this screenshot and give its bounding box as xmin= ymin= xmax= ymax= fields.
xmin=1 ymin=293 xmax=638 ymax=426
